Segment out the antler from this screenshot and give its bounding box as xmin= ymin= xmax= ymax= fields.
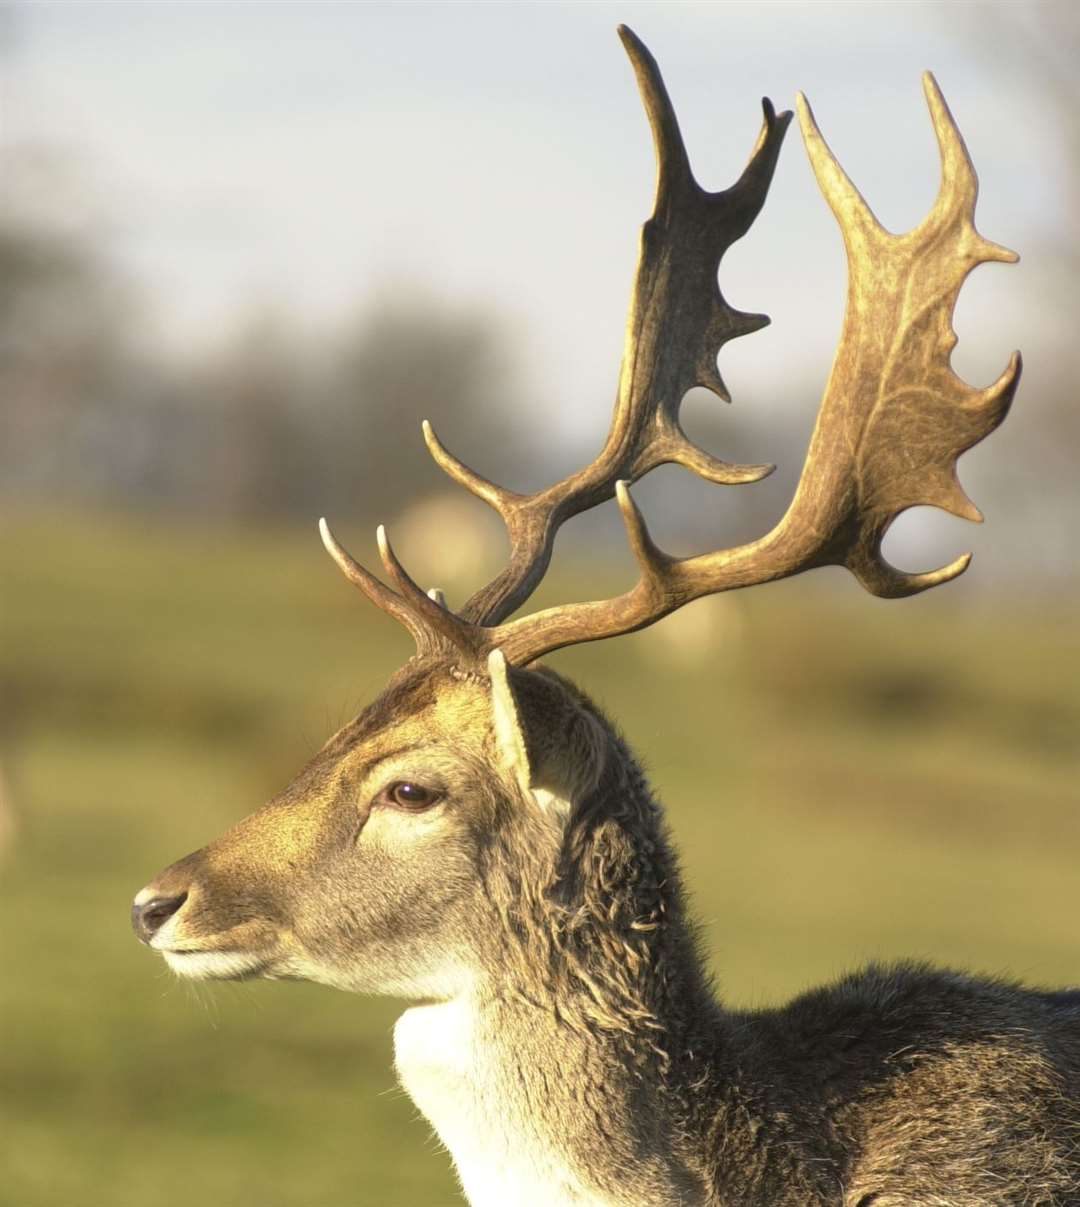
xmin=321 ymin=26 xmax=789 ymax=656
xmin=322 ymin=43 xmax=1020 ymax=668
xmin=423 ymin=26 xmax=789 ymax=628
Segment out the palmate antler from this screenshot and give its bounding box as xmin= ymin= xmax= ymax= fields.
xmin=320 ymin=27 xmax=1020 ymax=668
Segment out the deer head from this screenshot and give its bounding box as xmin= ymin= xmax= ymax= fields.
xmin=133 ymin=24 xmax=1018 ymax=1032
xmin=131 ymin=652 xmax=617 ymax=999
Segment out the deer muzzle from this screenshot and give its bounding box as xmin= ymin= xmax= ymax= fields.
xmin=131 ymin=841 xmax=289 ymax=980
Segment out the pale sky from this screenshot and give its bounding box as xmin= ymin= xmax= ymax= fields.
xmin=3 ymin=1 xmax=1073 ymax=578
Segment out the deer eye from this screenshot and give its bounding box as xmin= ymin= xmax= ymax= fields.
xmin=382 ymin=781 xmax=442 ymax=811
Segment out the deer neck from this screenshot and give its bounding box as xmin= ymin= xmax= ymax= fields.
xmin=394 ymin=983 xmax=712 ymax=1207
xmin=394 ymin=729 xmax=719 ymax=1206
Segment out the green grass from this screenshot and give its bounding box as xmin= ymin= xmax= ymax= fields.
xmin=1 ymin=508 xmax=1077 ymax=1205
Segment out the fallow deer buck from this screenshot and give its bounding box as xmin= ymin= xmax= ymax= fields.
xmin=133 ymin=27 xmax=1080 ymax=1207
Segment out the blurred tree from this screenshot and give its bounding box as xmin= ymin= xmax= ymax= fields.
xmin=317 ymin=290 xmax=531 ymax=523
xmin=0 ymin=158 xmax=533 ymax=526
xmin=0 ymin=146 xmax=136 ymax=503
xmin=198 ymin=309 xmax=316 ymax=520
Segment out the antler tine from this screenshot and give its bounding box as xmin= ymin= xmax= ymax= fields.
xmin=483 ymin=75 xmax=1020 ymax=666
xmin=421 ymin=420 xmax=522 ymax=515
xmin=319 ymin=519 xmax=480 ymax=659
xmin=617 ymin=24 xmax=693 ymax=213
xmin=614 ymin=479 xmax=674 ymax=588
xmin=375 ymin=525 xmax=488 ymax=654
xmin=795 ymin=93 xmax=883 ymax=252
xmin=420 ymin=27 xmax=790 ymax=630
xmin=921 ymin=72 xmax=1019 ymax=266
xmin=320 ymin=518 xmax=427 ymax=649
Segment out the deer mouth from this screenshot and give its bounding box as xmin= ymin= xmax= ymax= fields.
xmin=152 ymin=918 xmax=284 ymax=980
xmin=160 ymin=946 xmax=274 ymax=981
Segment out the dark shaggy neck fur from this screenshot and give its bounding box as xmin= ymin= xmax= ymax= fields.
xmin=477 ymin=671 xmax=1080 ymax=1206
xmin=486 ymin=671 xmax=721 ymax=1064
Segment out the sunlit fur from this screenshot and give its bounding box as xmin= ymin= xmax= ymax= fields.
xmin=136 ymin=659 xmax=1080 ymax=1205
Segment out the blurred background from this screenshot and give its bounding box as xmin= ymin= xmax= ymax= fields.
xmin=0 ymin=2 xmax=1076 ymax=1204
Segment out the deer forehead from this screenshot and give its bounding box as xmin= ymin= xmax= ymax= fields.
xmin=319 ymin=671 xmax=501 ymax=782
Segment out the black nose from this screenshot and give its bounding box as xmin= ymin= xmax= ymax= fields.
xmin=131 ymin=892 xmax=188 ymax=945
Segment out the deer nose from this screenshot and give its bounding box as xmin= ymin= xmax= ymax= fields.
xmin=131 ymin=890 xmax=188 ymax=945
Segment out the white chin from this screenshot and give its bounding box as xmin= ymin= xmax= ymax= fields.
xmin=162 ymin=949 xmax=268 ymax=980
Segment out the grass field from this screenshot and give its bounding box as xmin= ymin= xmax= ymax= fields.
xmin=1 ymin=509 xmax=1078 ymax=1206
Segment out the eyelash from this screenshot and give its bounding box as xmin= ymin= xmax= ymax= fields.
xmin=377 ymin=781 xmax=443 ymax=811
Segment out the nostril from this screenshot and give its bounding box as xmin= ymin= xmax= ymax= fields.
xmin=132 ymin=891 xmax=188 ymax=945
xmin=144 ymin=892 xmax=188 ymax=929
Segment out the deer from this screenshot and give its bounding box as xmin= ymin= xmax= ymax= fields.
xmin=131 ymin=26 xmax=1080 ymax=1207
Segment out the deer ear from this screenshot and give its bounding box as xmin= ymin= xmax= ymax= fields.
xmin=488 ymin=652 xmax=606 ymax=815
xmin=488 ymin=649 xmax=532 ymax=798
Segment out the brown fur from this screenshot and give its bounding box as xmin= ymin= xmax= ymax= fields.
xmin=135 ymin=660 xmax=1080 ymax=1205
